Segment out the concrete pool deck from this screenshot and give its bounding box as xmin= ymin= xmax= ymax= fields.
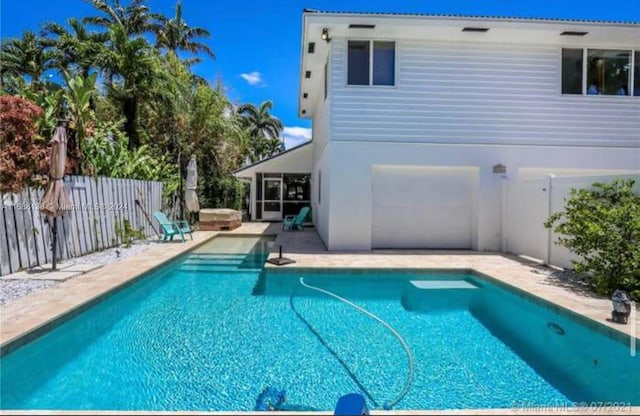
xmin=1 ymin=223 xmax=638 ymax=415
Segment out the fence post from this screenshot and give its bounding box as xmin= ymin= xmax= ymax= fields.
xmin=544 ymin=174 xmax=555 ymax=266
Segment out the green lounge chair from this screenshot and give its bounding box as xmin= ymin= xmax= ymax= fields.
xmin=283 ymin=206 xmax=310 ymax=231
xmin=153 ymin=211 xmax=193 ymax=242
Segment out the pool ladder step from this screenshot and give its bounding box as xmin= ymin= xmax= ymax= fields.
xmin=178 ymin=265 xmax=263 ymax=273
xmin=182 ymin=258 xmax=245 ymax=266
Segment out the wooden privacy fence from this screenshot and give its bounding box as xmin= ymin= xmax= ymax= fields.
xmin=0 ymin=176 xmax=163 ymax=276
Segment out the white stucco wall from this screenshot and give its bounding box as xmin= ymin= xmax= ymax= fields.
xmin=325 ymin=141 xmax=640 ymax=251
xmin=312 ymin=142 xmax=331 ymax=246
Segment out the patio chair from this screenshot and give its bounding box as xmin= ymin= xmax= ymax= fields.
xmin=283 ymin=206 xmax=310 ymax=231
xmin=153 ymin=211 xmax=193 ymax=242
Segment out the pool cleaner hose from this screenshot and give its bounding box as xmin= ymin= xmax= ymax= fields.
xmin=299 ymin=277 xmax=414 ymax=409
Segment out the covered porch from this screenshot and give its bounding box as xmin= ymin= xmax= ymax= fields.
xmin=233 ymin=142 xmax=312 ymax=223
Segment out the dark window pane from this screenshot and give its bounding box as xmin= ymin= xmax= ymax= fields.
xmin=283 ymin=174 xmax=310 ymax=201
xmin=561 ymin=49 xmax=583 ymax=94
xmin=324 ymin=60 xmax=328 ymax=99
xmin=264 ymin=179 xmax=281 ymax=200
xmin=264 ymin=202 xmax=280 ymax=212
xmin=634 ymin=51 xmax=640 ymax=96
xmin=256 ymin=173 xmax=262 ymax=200
xmin=587 ymin=49 xmax=630 ymax=95
xmin=373 ymin=41 xmax=395 ymax=86
xmin=348 ymin=41 xmax=370 ymax=85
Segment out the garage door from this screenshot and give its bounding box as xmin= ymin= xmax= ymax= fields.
xmin=371 ymin=166 xmax=476 ymax=249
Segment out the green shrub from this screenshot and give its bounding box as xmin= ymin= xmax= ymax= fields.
xmin=544 ymin=179 xmax=640 ymax=300
xmin=201 ymin=174 xmax=246 ymax=211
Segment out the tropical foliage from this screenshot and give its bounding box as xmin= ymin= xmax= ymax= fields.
xmin=545 ymin=179 xmax=640 ymax=300
xmin=0 ymin=96 xmax=48 ymax=193
xmin=0 ymin=0 xmax=286 ymax=211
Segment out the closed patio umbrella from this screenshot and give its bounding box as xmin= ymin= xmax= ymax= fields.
xmin=185 ymin=155 xmax=200 ymax=213
xmin=40 ymin=125 xmax=72 ymax=270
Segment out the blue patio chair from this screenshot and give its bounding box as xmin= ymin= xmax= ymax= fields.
xmin=153 ymin=211 xmax=193 ymax=242
xmin=282 ymin=206 xmax=310 ymax=231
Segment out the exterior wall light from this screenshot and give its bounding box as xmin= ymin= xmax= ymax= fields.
xmin=492 ymin=164 xmax=507 ymax=174
xmin=321 ymin=28 xmax=331 ymax=43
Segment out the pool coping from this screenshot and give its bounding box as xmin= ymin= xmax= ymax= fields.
xmin=1 ymin=232 xmax=638 ymax=415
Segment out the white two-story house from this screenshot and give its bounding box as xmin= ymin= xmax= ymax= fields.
xmin=235 ymin=10 xmax=640 ymax=251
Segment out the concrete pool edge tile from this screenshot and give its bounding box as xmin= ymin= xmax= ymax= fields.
xmin=0 ymin=232 xmax=218 ymax=356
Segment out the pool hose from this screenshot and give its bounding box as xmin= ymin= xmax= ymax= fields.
xmin=298 ymin=277 xmax=414 ymax=410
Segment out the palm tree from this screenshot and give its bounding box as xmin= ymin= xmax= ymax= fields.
xmin=98 ymin=24 xmax=155 ymax=149
xmin=236 ymin=101 xmax=284 ymax=162
xmin=83 ymin=0 xmax=159 ymax=36
xmin=41 ymin=18 xmax=109 ymax=77
xmin=0 ymin=30 xmax=55 ymax=86
xmin=154 ymin=1 xmax=215 ymax=59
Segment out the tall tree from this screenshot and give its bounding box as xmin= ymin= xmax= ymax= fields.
xmin=0 ymin=31 xmax=54 ymax=86
xmin=41 ymin=18 xmax=109 ymax=77
xmin=236 ymin=100 xmax=284 ymax=162
xmin=98 ymin=24 xmax=155 ymax=149
xmin=154 ymin=1 xmax=215 ymax=61
xmin=83 ymin=0 xmax=159 ymax=35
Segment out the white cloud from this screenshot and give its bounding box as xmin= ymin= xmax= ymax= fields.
xmin=239 ymin=71 xmax=264 ymax=86
xmin=281 ymin=126 xmax=311 ymax=149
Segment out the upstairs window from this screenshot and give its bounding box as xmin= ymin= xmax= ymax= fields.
xmin=561 ymin=49 xmax=583 ymax=94
xmin=348 ymin=40 xmax=395 ymax=86
xmin=561 ymin=48 xmax=636 ymax=96
xmin=587 ymin=49 xmax=630 ymax=95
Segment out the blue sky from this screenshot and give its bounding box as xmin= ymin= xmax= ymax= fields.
xmin=2 ymin=0 xmax=639 ymax=148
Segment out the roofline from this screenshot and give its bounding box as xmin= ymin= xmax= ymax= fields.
xmin=302 ymin=9 xmax=640 ymax=26
xmin=232 ymin=141 xmax=313 ymax=175
xmin=298 ymin=9 xmax=639 ymax=116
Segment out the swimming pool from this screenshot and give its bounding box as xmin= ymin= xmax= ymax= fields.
xmin=1 ymin=236 xmax=638 ymax=411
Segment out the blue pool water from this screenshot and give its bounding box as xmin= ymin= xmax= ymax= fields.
xmin=1 ymin=236 xmax=639 ymax=411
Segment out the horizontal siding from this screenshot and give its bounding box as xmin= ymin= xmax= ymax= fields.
xmin=312 ymin=89 xmax=331 ymax=165
xmin=329 ymin=39 xmax=640 ymax=147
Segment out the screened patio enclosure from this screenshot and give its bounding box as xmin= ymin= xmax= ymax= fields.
xmin=256 ymin=173 xmax=311 ymax=221
xmin=232 ymin=142 xmax=313 ymax=223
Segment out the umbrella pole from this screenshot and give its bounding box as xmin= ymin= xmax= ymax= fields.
xmin=52 ymin=217 xmax=58 ymax=271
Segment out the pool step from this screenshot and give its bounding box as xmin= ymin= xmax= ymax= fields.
xmin=410 ymin=280 xmax=478 ymax=290
xmin=188 ymin=253 xmax=247 ymax=260
xmin=183 ymin=258 xmax=245 ymax=266
xmin=178 ymin=265 xmax=262 ymax=273
xmin=402 ymin=280 xmax=479 ymax=313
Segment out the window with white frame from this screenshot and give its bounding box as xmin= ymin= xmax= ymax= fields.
xmin=347 ymin=40 xmax=395 ymax=86
xmin=562 ymin=48 xmax=637 ymax=96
